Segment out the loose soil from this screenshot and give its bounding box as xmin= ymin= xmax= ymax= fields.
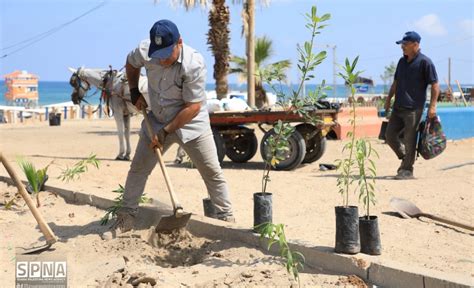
xmin=0 ymin=186 xmax=362 ymax=287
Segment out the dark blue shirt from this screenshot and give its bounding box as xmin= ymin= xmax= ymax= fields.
xmin=394 ymin=51 xmax=438 ymax=109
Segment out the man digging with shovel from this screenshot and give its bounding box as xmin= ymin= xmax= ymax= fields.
xmin=111 ymin=19 xmax=234 ymax=234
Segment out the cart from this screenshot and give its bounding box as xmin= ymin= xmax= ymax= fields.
xmin=209 ymin=107 xmax=339 ymax=170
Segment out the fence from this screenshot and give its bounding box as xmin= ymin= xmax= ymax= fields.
xmin=0 ymin=104 xmax=105 ymax=124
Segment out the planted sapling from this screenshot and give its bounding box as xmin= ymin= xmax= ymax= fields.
xmin=257 ymin=222 xmax=305 ymax=286
xmin=260 ymin=5 xmax=331 ymax=191
xmin=355 ymin=140 xmax=379 ymax=218
xmin=16 ymin=158 xmax=52 ymax=207
xmin=335 ymin=57 xmax=363 ymax=207
xmin=57 ymin=153 xmax=100 ymax=182
xmin=11 ymin=154 xmax=100 ymax=208
xmin=101 ymin=184 xmax=149 ymax=225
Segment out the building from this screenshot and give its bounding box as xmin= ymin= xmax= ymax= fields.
xmin=4 ymin=70 xmax=39 ymax=107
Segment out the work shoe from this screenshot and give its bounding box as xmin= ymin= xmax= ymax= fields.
xmin=110 ymin=210 xmax=136 ymax=233
xmin=394 ymin=169 xmax=414 ymax=180
xmin=217 ymin=214 xmax=235 ymax=223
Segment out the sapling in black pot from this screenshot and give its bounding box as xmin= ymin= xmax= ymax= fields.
xmin=334 ymin=57 xmax=363 ymax=254
xmin=253 ymin=6 xmax=331 ymax=233
xmin=355 ymin=139 xmax=381 ymax=255
xmin=255 ymin=120 xmax=295 ymax=230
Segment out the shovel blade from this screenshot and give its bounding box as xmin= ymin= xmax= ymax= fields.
xmin=155 ymin=213 xmax=192 ymax=233
xmin=390 ymin=197 xmax=422 ymax=218
xmin=18 ymin=243 xmax=53 ymax=255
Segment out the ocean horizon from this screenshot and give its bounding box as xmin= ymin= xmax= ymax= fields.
xmin=1 ymin=80 xmax=471 ymax=107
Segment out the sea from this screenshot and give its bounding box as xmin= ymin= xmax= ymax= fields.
xmin=0 ymin=80 xmax=463 ymax=106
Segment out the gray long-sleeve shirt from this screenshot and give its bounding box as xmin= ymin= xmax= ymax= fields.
xmin=127 ymin=40 xmax=210 ymax=143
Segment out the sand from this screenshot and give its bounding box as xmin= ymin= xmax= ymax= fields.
xmin=0 ymin=185 xmax=365 ymax=287
xmin=0 ymin=117 xmax=473 ymax=286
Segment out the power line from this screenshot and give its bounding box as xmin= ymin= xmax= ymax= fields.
xmin=1 ymin=1 xmax=106 ymax=59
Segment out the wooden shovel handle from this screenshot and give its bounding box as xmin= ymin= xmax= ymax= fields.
xmin=418 ymin=213 xmax=474 ymax=231
xmin=0 ymin=153 xmax=57 ymax=244
xmin=141 ymin=108 xmax=184 ymax=216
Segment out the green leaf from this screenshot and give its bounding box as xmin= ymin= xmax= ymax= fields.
xmin=320 ymin=13 xmax=331 ymax=22
xmin=17 ymin=158 xmax=39 ymax=194
xmin=311 ymin=6 xmax=317 ymax=18
xmin=58 ymin=154 xmax=100 ymax=182
xmin=351 ymin=56 xmax=360 ymax=72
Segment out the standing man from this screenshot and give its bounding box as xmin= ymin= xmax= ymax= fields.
xmin=385 ymin=31 xmax=439 ymax=179
xmin=112 ymin=19 xmax=234 ymax=232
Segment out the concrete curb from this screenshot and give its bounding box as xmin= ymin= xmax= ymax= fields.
xmin=1 ymin=176 xmax=472 ymax=288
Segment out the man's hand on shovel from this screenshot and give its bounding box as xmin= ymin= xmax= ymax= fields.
xmin=141 ymin=107 xmax=192 ymax=232
xmin=149 ymin=128 xmax=168 ymax=153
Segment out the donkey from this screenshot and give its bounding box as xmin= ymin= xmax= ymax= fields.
xmin=68 ymin=67 xmax=149 ymax=160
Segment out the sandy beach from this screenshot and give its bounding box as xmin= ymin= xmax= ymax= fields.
xmin=0 ymin=117 xmax=473 ymax=286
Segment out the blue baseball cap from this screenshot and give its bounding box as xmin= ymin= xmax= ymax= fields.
xmin=396 ymin=31 xmax=421 ymax=44
xmin=148 ymin=20 xmax=180 ymax=59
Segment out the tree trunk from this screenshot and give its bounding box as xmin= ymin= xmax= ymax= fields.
xmin=255 ymin=83 xmax=268 ymax=109
xmin=207 ymin=0 xmax=230 ymax=100
xmin=246 ymin=0 xmax=255 ymax=107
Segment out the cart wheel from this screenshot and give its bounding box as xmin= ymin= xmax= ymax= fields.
xmin=296 ymin=123 xmax=327 ymax=163
xmin=212 ymin=128 xmax=226 ymax=164
xmin=260 ymin=129 xmax=306 ymax=171
xmin=224 ymin=127 xmax=258 ymax=163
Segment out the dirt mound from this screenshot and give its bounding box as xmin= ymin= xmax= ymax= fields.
xmin=0 ymin=182 xmax=373 ymax=287
xmin=337 ymin=274 xmax=368 ymax=288
xmin=101 ymin=228 xmax=214 ymax=268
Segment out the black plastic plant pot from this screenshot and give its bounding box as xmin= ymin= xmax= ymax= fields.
xmin=359 ymin=216 xmax=382 ymax=255
xmin=335 ymin=206 xmax=361 ymax=254
xmin=49 ymin=113 xmax=61 ymax=126
xmin=202 ymin=197 xmax=217 ymax=218
xmin=253 ymin=192 xmax=272 ymax=231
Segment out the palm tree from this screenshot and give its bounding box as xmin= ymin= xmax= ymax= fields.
xmin=230 ymin=36 xmax=291 ymax=108
xmin=159 ymin=0 xmax=230 ymax=99
xmin=207 ymin=0 xmax=231 ymax=99
xmin=160 ymin=0 xmax=270 ymax=101
xmin=380 ymin=62 xmax=396 ymax=94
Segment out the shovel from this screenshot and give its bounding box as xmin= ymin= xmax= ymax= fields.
xmin=0 ymin=153 xmax=58 ymax=254
xmin=390 ymin=197 xmax=474 ymax=231
xmin=142 ymin=108 xmax=191 ymax=233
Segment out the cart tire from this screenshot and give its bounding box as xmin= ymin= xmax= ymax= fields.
xmin=296 ymin=124 xmax=327 ymax=163
xmin=212 ymin=128 xmax=226 ymax=164
xmin=224 ymin=128 xmax=258 ymax=163
xmin=260 ymin=129 xmax=306 ymax=171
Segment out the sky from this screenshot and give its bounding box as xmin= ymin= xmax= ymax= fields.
xmin=1 ymin=0 xmax=473 ymax=86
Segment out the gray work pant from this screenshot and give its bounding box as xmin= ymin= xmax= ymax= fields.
xmin=385 ymin=107 xmax=424 ymax=172
xmin=122 ymin=125 xmax=232 ymax=217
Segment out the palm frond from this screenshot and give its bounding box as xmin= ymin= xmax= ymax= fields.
xmin=255 ymin=36 xmax=273 ymax=66
xmin=17 ymin=157 xmax=39 ymax=194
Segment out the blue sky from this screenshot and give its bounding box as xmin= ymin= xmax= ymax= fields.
xmin=1 ymin=0 xmax=473 ymax=86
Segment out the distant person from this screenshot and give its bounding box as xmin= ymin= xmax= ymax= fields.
xmin=111 ymin=19 xmax=234 ymax=233
xmin=385 ymin=31 xmax=439 ymax=179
